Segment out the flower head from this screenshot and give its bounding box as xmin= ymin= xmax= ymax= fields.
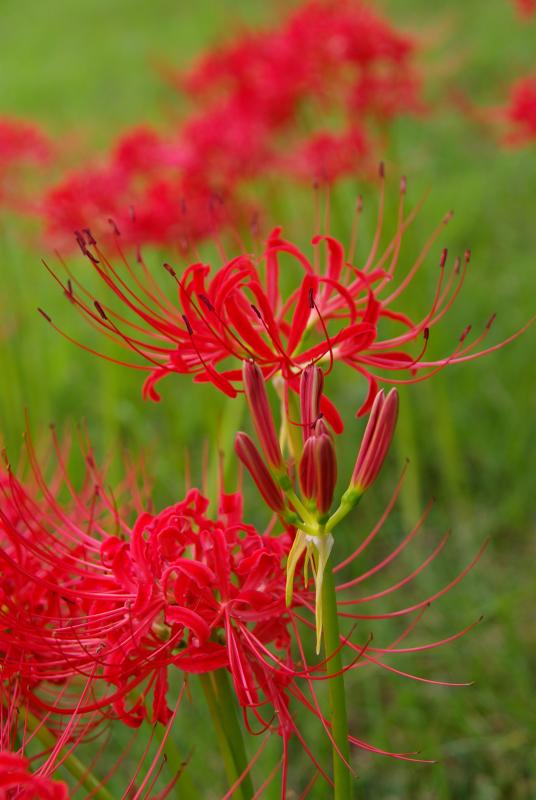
xmin=0 ymin=753 xmax=68 ymax=800
xmin=42 ymin=176 xmax=530 ymax=422
xmin=513 ymin=0 xmax=536 ymax=17
xmin=1 ymin=427 xmax=486 ymax=795
xmin=502 ymin=73 xmax=536 ymax=145
xmin=0 ymin=117 xmax=51 ymax=212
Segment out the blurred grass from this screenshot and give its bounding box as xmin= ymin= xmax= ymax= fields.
xmin=1 ymin=0 xmax=535 ymax=797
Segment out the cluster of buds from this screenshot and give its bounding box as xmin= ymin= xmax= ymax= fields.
xmin=235 ymin=360 xmax=398 ymax=648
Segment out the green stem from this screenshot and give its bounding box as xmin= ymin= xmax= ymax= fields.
xmin=284 ymin=487 xmax=316 ymax=526
xmin=213 ymin=669 xmax=254 ymax=798
xmin=24 ymin=710 xmax=114 ymax=800
xmin=199 ymin=671 xmax=253 ymax=799
xmin=326 ymin=493 xmax=362 ymax=533
xmin=322 ymin=561 xmax=353 ymax=800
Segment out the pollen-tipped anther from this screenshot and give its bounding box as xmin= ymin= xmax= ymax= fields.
xmin=38 ymin=308 xmax=52 ymax=323
xmin=94 ymin=301 xmax=107 ymax=321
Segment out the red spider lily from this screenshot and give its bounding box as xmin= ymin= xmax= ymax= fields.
xmin=0 ymin=117 xmax=52 ymax=211
xmin=0 ymin=753 xmax=68 ymax=799
xmin=348 ymin=70 xmax=426 ymax=121
xmin=236 ymin=365 xmax=398 ymax=646
xmin=180 ymin=0 xmax=415 ymax=106
xmin=513 ymin=0 xmax=536 ymax=17
xmin=39 ymin=0 xmax=425 ymax=251
xmin=1 ymin=430 xmax=485 ymax=798
xmin=0 ymin=118 xmax=51 ymax=175
xmin=282 ymin=126 xmax=369 ymax=184
xmin=501 ymin=74 xmax=536 ymax=145
xmin=41 ymin=175 xmax=531 ymax=421
xmin=41 ymin=159 xmax=241 ymax=253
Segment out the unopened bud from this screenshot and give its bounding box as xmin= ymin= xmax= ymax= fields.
xmin=299 ymin=436 xmax=317 ymax=502
xmin=298 ymin=419 xmax=337 ymax=516
xmin=351 ymin=389 xmax=398 ymax=492
xmin=242 ymin=360 xmax=283 ymax=468
xmin=300 ymin=365 xmax=324 ymax=443
xmin=314 ymin=431 xmax=337 ymax=515
xmin=235 ymin=432 xmax=285 ymax=513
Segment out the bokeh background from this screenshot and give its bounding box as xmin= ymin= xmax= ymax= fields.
xmin=1 ymin=1 xmax=535 ymax=797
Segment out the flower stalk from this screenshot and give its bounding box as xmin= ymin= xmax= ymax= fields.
xmin=322 ymin=557 xmax=353 ymax=800
xmin=199 ymin=671 xmax=254 ymax=800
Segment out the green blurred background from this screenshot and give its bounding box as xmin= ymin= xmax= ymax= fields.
xmin=1 ymin=0 xmax=535 ymax=797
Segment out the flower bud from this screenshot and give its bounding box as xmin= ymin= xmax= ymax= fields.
xmin=300 ymin=364 xmax=323 ymax=442
xmin=242 ymin=360 xmax=283 ymax=469
xmin=235 ymin=432 xmax=285 ymax=513
xmin=314 ymin=430 xmax=337 ymax=515
xmin=298 ymin=418 xmax=337 ymax=515
xmin=351 ymin=389 xmax=398 ymax=491
xmin=298 ymin=436 xmax=317 ymax=501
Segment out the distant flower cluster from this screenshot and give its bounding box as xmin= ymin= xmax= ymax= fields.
xmin=501 ymin=73 xmax=536 ymax=144
xmin=5 ymin=1 xmax=425 ymax=252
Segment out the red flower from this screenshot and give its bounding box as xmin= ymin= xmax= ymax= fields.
xmin=0 ymin=118 xmax=50 ymax=174
xmin=180 ymin=0 xmax=416 ymax=103
xmin=1 ymin=430 xmax=486 ymax=796
xmin=39 ymin=1 xmax=425 ymax=251
xmin=502 ymin=74 xmax=536 ymax=145
xmin=43 ymin=178 xmax=530 ymax=420
xmin=0 ymin=753 xmax=68 ymax=800
xmin=349 ymin=69 xmax=426 ymax=121
xmin=0 ymin=117 xmax=52 ymax=211
xmin=513 ymin=0 xmax=536 ymax=17
xmin=283 ymin=126 xmax=369 ymax=184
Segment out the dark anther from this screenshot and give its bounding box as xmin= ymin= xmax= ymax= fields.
xmin=74 ymin=230 xmax=88 ymax=255
xmin=108 ymin=218 xmax=121 ymax=236
xmin=182 ymin=314 xmax=194 ymax=335
xmin=308 ymin=287 xmax=315 ymax=309
xmin=86 ymin=250 xmax=100 ymax=265
xmin=199 ymin=294 xmax=214 ymax=312
xmin=251 ymin=304 xmax=262 ymax=320
xmin=94 ymin=301 xmax=107 ymax=320
xmin=38 ymin=308 xmax=52 ymax=323
xmin=83 ymin=228 xmax=97 ymax=246
xmin=460 ymin=324 xmax=472 ymax=343
xmin=163 ymin=262 xmax=176 ymax=278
